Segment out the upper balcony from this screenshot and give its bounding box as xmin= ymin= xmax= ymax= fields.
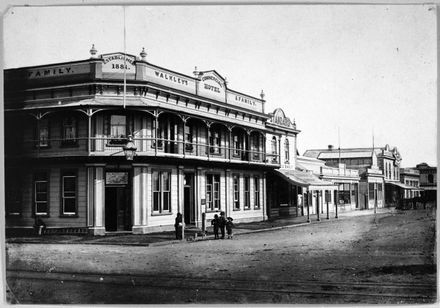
xmin=6 ymin=109 xmax=281 ymax=167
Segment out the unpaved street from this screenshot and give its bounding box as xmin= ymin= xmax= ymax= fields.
xmin=6 ymin=209 xmax=437 ymax=304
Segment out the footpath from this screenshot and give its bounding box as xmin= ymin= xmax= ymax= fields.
xmin=6 ymin=208 xmax=396 ymax=247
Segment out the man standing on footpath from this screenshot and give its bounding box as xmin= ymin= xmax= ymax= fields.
xmin=219 ymin=211 xmax=227 ymax=239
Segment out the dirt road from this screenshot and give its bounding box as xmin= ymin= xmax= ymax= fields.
xmin=6 ymin=209 xmax=437 ymax=304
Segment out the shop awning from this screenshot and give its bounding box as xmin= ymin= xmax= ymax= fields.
xmin=385 ymin=181 xmax=420 ymax=190
xmin=275 ymin=169 xmax=337 ymax=190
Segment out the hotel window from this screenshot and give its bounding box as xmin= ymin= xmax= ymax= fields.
xmin=36 ymin=119 xmax=50 ymax=147
xmin=110 ymin=115 xmax=126 ymax=139
xmin=244 ymin=176 xmax=251 ymax=209
xmin=232 ymin=133 xmax=243 ymax=157
xmin=271 ymin=137 xmax=277 ymax=155
xmin=251 ymin=134 xmax=261 ymax=160
xmin=152 ymin=170 xmax=171 ymax=214
xmin=34 ymin=172 xmax=49 ymax=216
xmin=233 ymin=174 xmax=240 ymax=210
xmin=106 ymin=115 xmax=128 ymax=145
xmin=206 ymin=174 xmax=220 ymax=211
xmin=185 ymin=122 xmax=194 ymax=152
xmin=284 ymin=138 xmax=290 ymax=163
xmin=62 ymin=116 xmax=77 ymax=145
xmin=61 ymin=172 xmax=77 ymax=215
xmin=209 ymin=128 xmax=221 ymax=154
xmin=254 ymin=176 xmax=260 ymax=209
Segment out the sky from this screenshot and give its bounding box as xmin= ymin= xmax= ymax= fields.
xmin=2 ymin=4 xmax=437 ymax=167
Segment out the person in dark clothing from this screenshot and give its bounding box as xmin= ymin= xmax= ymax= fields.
xmin=33 ymin=218 xmax=46 ymax=236
xmin=219 ymin=211 xmax=227 ymax=239
xmin=174 ymin=213 xmax=183 ymax=240
xmin=226 ymin=217 xmax=234 ymax=239
xmin=211 ymin=214 xmax=220 ymax=239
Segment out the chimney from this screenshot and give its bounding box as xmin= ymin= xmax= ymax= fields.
xmin=328 ymin=145 xmax=334 ymax=151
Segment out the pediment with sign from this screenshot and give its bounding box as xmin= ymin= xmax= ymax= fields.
xmin=101 ymin=52 xmax=137 ymax=75
xmin=269 ymin=108 xmax=295 ymax=128
xmin=198 ymin=70 xmax=226 ymax=100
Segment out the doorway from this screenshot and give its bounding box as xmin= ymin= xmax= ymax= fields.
xmin=105 ymin=171 xmax=131 ymax=232
xmin=183 ymin=173 xmax=195 ymax=224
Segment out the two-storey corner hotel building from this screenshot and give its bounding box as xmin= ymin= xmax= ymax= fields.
xmin=4 ymin=47 xmax=301 ymax=235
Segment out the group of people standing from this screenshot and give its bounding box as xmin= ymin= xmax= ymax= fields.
xmin=174 ymin=211 xmax=235 ymax=240
xmin=211 ymin=211 xmax=234 ymax=239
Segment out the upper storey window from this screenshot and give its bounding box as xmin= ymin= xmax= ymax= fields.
xmin=209 ymin=127 xmax=221 ymax=155
xmin=110 ymin=115 xmax=126 ymax=139
xmin=62 ymin=116 xmax=77 ymax=145
xmin=107 ymin=115 xmax=127 ymax=145
xmin=284 ymin=138 xmax=290 ymax=163
xmin=232 ymin=133 xmax=243 ymax=157
xmin=271 ymin=136 xmax=277 ymax=155
xmin=251 ymin=133 xmax=261 ymax=160
xmin=185 ymin=122 xmax=194 ymax=152
xmin=34 ymin=119 xmax=50 ymax=148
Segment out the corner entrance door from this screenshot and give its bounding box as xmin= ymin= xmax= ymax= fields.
xmin=183 ymin=173 xmax=195 ymax=224
xmin=105 ymin=186 xmax=131 ymax=231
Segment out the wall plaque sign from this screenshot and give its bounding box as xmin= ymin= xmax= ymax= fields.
xmin=105 ymin=172 xmax=129 ymax=185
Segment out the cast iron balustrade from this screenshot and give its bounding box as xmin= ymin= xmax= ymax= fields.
xmin=18 ymin=135 xmax=280 ymax=166
xmin=90 ymin=135 xmax=278 ymax=165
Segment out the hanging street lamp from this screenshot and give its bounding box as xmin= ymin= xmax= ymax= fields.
xmin=123 ymin=135 xmax=137 ymax=161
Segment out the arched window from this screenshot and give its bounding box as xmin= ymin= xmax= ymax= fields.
xmin=284 ymin=138 xmax=290 ymax=163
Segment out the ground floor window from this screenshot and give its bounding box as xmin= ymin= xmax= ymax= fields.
xmin=254 ymin=176 xmax=260 ymax=209
xmin=206 ymin=174 xmax=220 ymax=211
xmin=152 ymin=170 xmax=171 ymax=214
xmin=337 ymin=183 xmax=351 ymax=204
xmin=233 ymin=174 xmax=240 ymax=210
xmin=62 ymin=172 xmax=77 ymax=216
xmin=244 ymin=176 xmax=251 ymax=209
xmin=34 ymin=172 xmax=49 ymax=215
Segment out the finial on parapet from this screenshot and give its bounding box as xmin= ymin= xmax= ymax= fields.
xmin=140 ymin=47 xmax=147 ymax=61
xmin=193 ymin=66 xmax=199 ymax=78
xmin=90 ymin=44 xmax=97 ymax=58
